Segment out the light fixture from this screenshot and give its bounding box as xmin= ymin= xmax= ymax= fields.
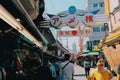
xmin=0 ymin=5 xmax=42 ymax=48
xmin=0 ymin=5 xmax=23 ymax=30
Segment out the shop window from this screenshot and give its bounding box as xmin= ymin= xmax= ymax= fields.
xmin=93 ymin=3 xmax=98 ymax=8
xmin=93 ymin=27 xmax=100 ymax=32
xmin=101 ymin=27 xmax=105 ymax=32
xmin=99 ymin=2 xmax=104 ymax=7
xmin=93 ymin=40 xmax=100 ymax=45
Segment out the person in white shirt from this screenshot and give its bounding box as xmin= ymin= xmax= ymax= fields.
xmin=61 ymin=54 xmax=74 ymax=80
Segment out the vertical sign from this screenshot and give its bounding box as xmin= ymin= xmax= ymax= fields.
xmin=78 ymin=36 xmax=83 ymax=54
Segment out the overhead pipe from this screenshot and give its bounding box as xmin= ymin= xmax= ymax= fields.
xmin=0 ymin=5 xmax=42 ymax=48
xmin=11 ymin=0 xmax=48 ymax=48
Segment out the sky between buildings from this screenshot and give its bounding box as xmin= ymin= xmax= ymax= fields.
xmin=45 ymin=0 xmax=86 ymax=14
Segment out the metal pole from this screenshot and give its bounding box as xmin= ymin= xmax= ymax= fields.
xmin=109 ymin=14 xmax=113 ymax=32
xmin=118 ymin=0 xmax=120 ymax=5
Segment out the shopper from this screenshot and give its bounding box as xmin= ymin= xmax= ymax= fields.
xmin=0 ymin=67 xmax=6 ymax=80
xmin=88 ymin=56 xmax=113 ymax=80
xmin=84 ymin=58 xmax=90 ymax=78
xmin=61 ymin=54 xmax=74 ymax=80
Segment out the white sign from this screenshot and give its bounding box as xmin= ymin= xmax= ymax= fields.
xmin=50 ymin=16 xmax=61 ymax=28
xmin=66 ymin=14 xmax=78 ymax=28
xmin=57 ymin=29 xmax=92 ymax=37
xmin=82 ymin=13 xmax=95 ymax=26
xmin=50 ymin=13 xmax=96 ymax=28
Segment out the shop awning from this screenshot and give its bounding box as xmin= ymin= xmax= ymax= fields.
xmin=99 ymin=29 xmax=120 ymax=47
xmin=20 ymin=34 xmax=34 ymax=45
xmin=79 ymin=51 xmax=99 ymax=56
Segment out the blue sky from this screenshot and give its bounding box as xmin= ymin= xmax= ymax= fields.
xmin=45 ymin=0 xmax=86 ymax=14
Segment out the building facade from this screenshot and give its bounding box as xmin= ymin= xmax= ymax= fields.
xmin=109 ymin=0 xmax=120 ymax=31
xmin=85 ymin=0 xmax=108 ymax=51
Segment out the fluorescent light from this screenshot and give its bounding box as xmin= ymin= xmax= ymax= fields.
xmin=0 ymin=5 xmax=23 ymax=30
xmin=0 ymin=5 xmax=42 ymax=48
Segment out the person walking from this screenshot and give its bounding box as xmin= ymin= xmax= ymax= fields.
xmin=117 ymin=63 xmax=120 ymax=80
xmin=0 ymin=67 xmax=6 ymax=80
xmin=48 ymin=60 xmax=57 ymax=80
xmin=36 ymin=58 xmax=53 ymax=80
xmin=61 ymin=54 xmax=74 ymax=80
xmin=84 ymin=58 xmax=90 ymax=78
xmin=88 ymin=56 xmax=113 ymax=80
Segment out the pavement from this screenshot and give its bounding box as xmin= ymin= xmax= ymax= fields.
xmin=73 ymin=64 xmax=117 ymax=80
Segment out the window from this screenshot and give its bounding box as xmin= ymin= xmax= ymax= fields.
xmin=93 ymin=27 xmax=100 ymax=32
xmin=86 ymin=41 xmax=92 ymax=51
xmin=93 ymin=3 xmax=98 ymax=8
xmin=90 ymin=5 xmax=93 ymax=9
xmin=93 ymin=40 xmax=100 ymax=45
xmin=99 ymin=2 xmax=104 ymax=7
xmin=101 ymin=27 xmax=105 ymax=32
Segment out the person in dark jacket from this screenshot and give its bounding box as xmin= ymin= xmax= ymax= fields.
xmin=36 ymin=58 xmax=53 ymax=80
xmin=0 ymin=67 xmax=6 ymax=80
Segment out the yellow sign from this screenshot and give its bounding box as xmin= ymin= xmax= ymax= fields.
xmin=94 ymin=46 xmax=101 ymax=51
xmin=104 ymin=0 xmax=110 ymax=18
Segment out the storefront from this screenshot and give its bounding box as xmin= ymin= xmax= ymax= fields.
xmin=99 ymin=28 xmax=120 ymax=74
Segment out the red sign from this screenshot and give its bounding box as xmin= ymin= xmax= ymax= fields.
xmin=57 ymin=29 xmax=91 ymax=37
xmin=66 ymin=14 xmax=78 ymax=27
xmin=85 ymin=15 xmax=93 ymax=23
xmin=50 ymin=16 xmax=61 ymax=27
xmin=78 ymin=36 xmax=83 ymax=54
xmin=72 ymin=30 xmax=77 ymax=35
xmin=83 ymin=13 xmax=95 ymax=25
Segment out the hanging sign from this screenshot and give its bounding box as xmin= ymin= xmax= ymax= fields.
xmin=82 ymin=13 xmax=95 ymax=26
xmin=66 ymin=14 xmax=78 ymax=28
xmin=68 ymin=6 xmax=76 ymax=14
xmin=57 ymin=29 xmax=92 ymax=37
xmin=50 ymin=16 xmax=61 ymax=28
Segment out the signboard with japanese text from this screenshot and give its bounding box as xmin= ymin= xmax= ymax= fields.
xmin=66 ymin=14 xmax=78 ymax=28
xmin=48 ymin=8 xmax=108 ymax=29
xmin=50 ymin=13 xmax=96 ymax=28
xmin=82 ymin=13 xmax=95 ymax=26
xmin=57 ymin=29 xmax=92 ymax=37
xmin=50 ymin=16 xmax=61 ymax=28
xmin=78 ymin=37 xmax=83 ymax=54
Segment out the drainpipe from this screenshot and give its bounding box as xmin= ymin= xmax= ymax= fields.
xmin=119 ymin=0 xmax=120 ymax=5
xmin=11 ymin=0 xmax=48 ymax=49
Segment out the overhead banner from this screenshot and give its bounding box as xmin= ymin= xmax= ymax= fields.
xmin=49 ymin=8 xmax=99 ymax=28
xmin=57 ymin=29 xmax=91 ymax=37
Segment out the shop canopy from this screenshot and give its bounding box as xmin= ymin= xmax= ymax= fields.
xmin=79 ymin=51 xmax=99 ymax=56
xmin=99 ymin=29 xmax=120 ymax=47
xmin=99 ymin=29 xmax=120 ymax=74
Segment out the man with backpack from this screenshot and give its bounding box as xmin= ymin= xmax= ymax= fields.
xmin=61 ymin=54 xmax=74 ymax=80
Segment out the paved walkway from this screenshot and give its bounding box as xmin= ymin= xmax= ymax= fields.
xmin=73 ymin=64 xmax=117 ymax=80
